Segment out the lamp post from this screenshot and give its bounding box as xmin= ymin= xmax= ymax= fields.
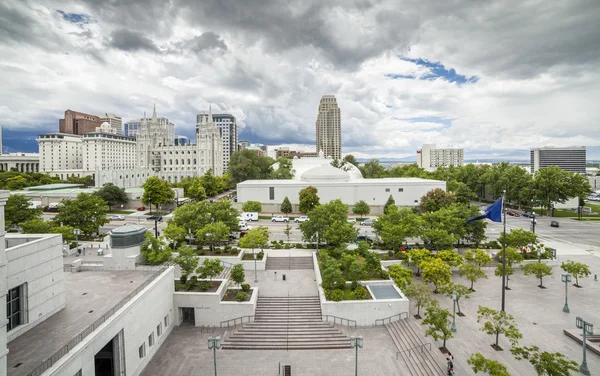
xmin=253 ymin=252 xmax=258 ymax=283
xmin=73 ymin=228 xmax=80 ymax=254
xmin=537 ymin=249 xmax=541 ymax=262
xmin=575 ymin=317 xmax=593 ymax=376
xmin=561 ymin=274 xmax=571 ymax=313
xmin=208 ymin=336 xmax=221 ymax=376
xmin=451 ymin=291 xmax=457 ymax=332
xmin=315 ymin=232 xmax=319 ymax=255
xmin=531 ymin=213 xmax=536 ymax=234
xmin=350 ymin=335 xmax=363 ymax=376
xmin=408 ymin=255 xmax=412 ymax=274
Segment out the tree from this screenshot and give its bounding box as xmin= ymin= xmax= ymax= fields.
xmin=464 ymin=249 xmax=493 ymax=269
xmin=141 ymin=232 xmax=173 ymax=265
xmin=200 ymin=170 xmax=225 ymax=197
xmin=501 ymin=228 xmax=537 ymax=249
xmin=283 ymin=222 xmax=292 ymax=242
xmin=271 ymin=157 xmax=294 ymax=179
xmin=196 ymin=221 xmax=231 ymax=253
xmin=494 ymin=264 xmax=516 ymax=289
xmin=343 ymin=154 xmax=359 ymax=167
xmin=50 ymin=225 xmax=76 ymax=245
xmin=422 ymin=304 xmax=454 ymax=350
xmin=66 ymin=175 xmax=94 ymax=187
xmin=280 ymin=196 xmax=292 ymax=214
xmin=436 ymin=250 xmax=463 ymax=267
xmin=383 ymin=194 xmax=395 ymax=214
xmin=420 ymin=188 xmax=457 ymax=212
xmin=421 ymin=228 xmax=456 ymax=251
xmin=560 ymin=261 xmax=591 ymax=287
xmin=322 ymin=265 xmax=344 ymax=290
xmin=511 ymin=345 xmax=579 ymax=376
xmin=459 ymin=263 xmax=487 ymax=291
xmin=447 ymin=181 xmax=478 ymax=204
xmin=173 ymin=245 xmax=199 ymax=282
xmin=94 ymin=183 xmax=128 ymax=209
xmin=522 ymin=262 xmax=553 ymax=288
xmin=403 ymin=248 xmax=431 ymax=276
xmin=531 ymin=166 xmax=591 ymax=215
xmin=298 ymin=186 xmax=320 ymax=214
xmin=387 ymin=264 xmax=413 ymax=291
xmin=496 ymin=247 xmax=524 ymax=267
xmin=230 ymin=264 xmax=246 ymax=288
xmin=165 ymin=200 xmax=239 ymax=244
xmin=20 ymin=218 xmax=54 ymax=234
xmin=239 ymin=226 xmax=269 ymax=253
xmin=5 ymin=194 xmax=42 ymax=228
xmin=142 ymin=177 xmax=174 ymax=213
xmin=347 ymin=261 xmax=366 ymax=289
xmin=374 ymin=206 xmax=423 ymax=253
xmin=477 ymin=306 xmax=522 ymax=350
xmin=299 ymin=199 xmax=356 ymax=246
xmin=403 ymin=282 xmax=433 ymax=319
xmin=352 ymin=200 xmax=370 ymax=218
xmin=242 ymin=200 xmax=262 ymax=212
xmin=467 ymin=353 xmax=510 ymax=376
xmin=187 ymin=178 xmax=207 ymax=201
xmin=359 ymin=159 xmax=385 ymax=178
xmin=197 ymin=258 xmax=224 ymax=281
xmin=439 ymin=282 xmax=471 ymax=316
xmin=228 ymin=149 xmax=275 ymax=183
xmin=54 ymin=193 xmax=109 ymax=237
xmin=420 ymin=258 xmax=452 ymax=293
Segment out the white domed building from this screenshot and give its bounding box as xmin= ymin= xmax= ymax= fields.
xmin=237 ymin=155 xmax=446 ymax=214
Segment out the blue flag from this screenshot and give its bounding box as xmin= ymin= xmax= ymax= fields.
xmin=467 ymin=197 xmax=503 ymax=224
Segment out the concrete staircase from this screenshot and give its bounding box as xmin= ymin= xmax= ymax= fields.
xmin=217 ymin=266 xmax=231 ymax=280
xmin=266 ymin=256 xmax=314 ymax=270
xmin=386 ymin=319 xmax=447 ymax=376
xmin=222 ymin=296 xmax=351 ymax=350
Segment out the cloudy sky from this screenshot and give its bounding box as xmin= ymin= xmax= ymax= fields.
xmin=1 ymin=0 xmax=600 ymax=160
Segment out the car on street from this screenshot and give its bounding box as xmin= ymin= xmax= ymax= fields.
xmin=506 ymin=211 xmax=520 ymax=217
xmin=360 ymin=219 xmax=375 ymax=226
xmin=356 ymin=234 xmax=373 ymax=243
xmin=108 ymin=214 xmax=125 ymax=221
xmin=147 ymin=215 xmax=163 ymax=221
xmin=239 ymin=221 xmax=251 ymax=231
xmin=522 ymin=212 xmax=532 ymax=218
xmin=347 ymin=218 xmax=356 ymax=223
xmin=137 ymin=206 xmax=146 ymax=211
xmin=271 ymin=215 xmax=289 ymax=223
xmin=551 ymin=220 xmax=560 ymax=228
xmin=295 ymin=216 xmax=309 ymax=223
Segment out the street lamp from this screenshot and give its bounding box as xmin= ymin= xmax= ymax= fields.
xmin=350 ymin=335 xmax=363 ymax=376
xmin=253 ymin=252 xmax=258 ymax=283
xmin=537 ymin=249 xmax=541 ymax=262
xmin=73 ymin=228 xmax=81 ymax=254
xmin=531 ymin=213 xmax=536 ymax=234
xmin=315 ymin=232 xmax=319 ymax=255
xmin=407 ymin=255 xmax=412 ymax=274
xmin=208 ymin=336 xmax=221 ymax=376
xmin=575 ymin=317 xmax=593 ymax=376
xmin=451 ymin=291 xmax=457 ymax=332
xmin=561 ymin=274 xmax=571 ymax=313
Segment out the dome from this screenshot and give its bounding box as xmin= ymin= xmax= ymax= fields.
xmin=301 ymin=165 xmax=351 ymax=182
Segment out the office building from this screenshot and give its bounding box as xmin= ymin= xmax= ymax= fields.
xmin=98 ymin=113 xmax=123 ymax=135
xmin=197 ymin=111 xmax=237 ymax=172
xmin=530 ymin=146 xmax=586 ymax=174
xmin=416 ymin=144 xmax=464 ymax=169
xmin=125 ymin=116 xmax=175 ymax=142
xmin=0 ymin=153 xmax=39 ymax=172
xmin=59 ymin=109 xmax=101 ymax=135
xmin=315 ymin=95 xmax=342 ymax=160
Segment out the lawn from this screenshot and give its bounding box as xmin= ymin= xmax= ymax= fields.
xmin=533 ymin=202 xmax=600 ymax=219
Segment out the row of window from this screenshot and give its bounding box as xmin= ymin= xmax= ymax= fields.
xmin=139 ymin=315 xmax=169 ymax=359
xmin=385 ymin=188 xmax=404 ymax=192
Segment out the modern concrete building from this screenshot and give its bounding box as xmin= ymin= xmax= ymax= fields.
xmin=315 ymin=95 xmax=342 ymax=160
xmin=98 ymin=113 xmax=123 ymax=135
xmin=416 ymin=144 xmax=464 ymax=169
xmin=59 ymin=110 xmax=101 ymax=135
xmin=0 ymin=153 xmax=39 ymax=172
xmin=530 ymin=146 xmax=586 ymax=174
xmin=197 ymin=112 xmax=237 ymax=172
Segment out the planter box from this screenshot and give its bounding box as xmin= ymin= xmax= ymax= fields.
xmin=172 ymin=250 xmax=267 ymax=271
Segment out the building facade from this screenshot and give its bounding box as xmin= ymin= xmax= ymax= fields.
xmin=125 ymin=116 xmax=175 ymax=141
xmin=98 ymin=113 xmax=123 ymax=135
xmin=0 ymin=125 xmax=3 ymax=155
xmin=416 ymin=144 xmax=464 ymax=169
xmin=197 ymin=112 xmax=237 ymax=172
xmin=530 ymin=146 xmax=586 ymax=174
xmin=38 ymin=133 xmax=83 ymax=171
xmin=315 ymin=95 xmax=342 ymax=160
xmin=59 ymin=110 xmax=101 ymax=135
xmin=0 ymin=153 xmax=39 ymax=172
xmin=82 ymin=123 xmax=137 ymax=171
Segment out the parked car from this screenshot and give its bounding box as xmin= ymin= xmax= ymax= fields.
xmin=360 ymin=219 xmax=375 ymax=226
xmin=295 ymin=216 xmax=309 ymax=223
xmin=347 ymin=218 xmax=356 ymax=223
xmin=108 ymin=214 xmax=125 ymax=221
xmin=356 ymin=234 xmax=373 ymax=243
xmin=239 ymin=221 xmax=251 ymax=231
xmin=506 ymin=211 xmax=520 ymax=217
xmin=551 ymin=220 xmax=560 ymax=228
xmin=522 ymin=212 xmax=532 ymax=218
xmin=271 ymin=215 xmax=289 ymax=223
xmin=147 ymin=215 xmax=163 ymax=221
xmin=137 ymin=206 xmax=146 ymax=211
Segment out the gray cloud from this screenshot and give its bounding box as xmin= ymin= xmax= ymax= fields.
xmin=109 ymin=29 xmax=159 ymax=52
xmin=181 ymin=32 xmax=227 ymax=54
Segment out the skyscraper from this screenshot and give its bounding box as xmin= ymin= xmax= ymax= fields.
xmin=197 ymin=111 xmax=237 ymax=172
xmin=98 ymin=113 xmax=123 ymax=135
xmin=315 ymin=95 xmax=341 ymax=159
xmin=530 ymin=146 xmax=586 ymax=174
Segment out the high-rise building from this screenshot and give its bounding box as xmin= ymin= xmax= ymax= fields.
xmin=98 ymin=113 xmax=123 ymax=135
xmin=125 ymin=116 xmax=174 ymax=142
xmin=530 ymin=146 xmax=586 ymax=174
xmin=197 ymin=112 xmax=237 ymax=172
xmin=315 ymin=95 xmax=342 ymax=160
xmin=59 ymin=110 xmax=101 ymax=135
xmin=0 ymin=126 xmax=3 ymax=155
xmin=416 ymin=144 xmax=464 ymax=169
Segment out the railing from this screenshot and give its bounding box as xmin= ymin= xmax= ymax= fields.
xmin=375 ymin=311 xmax=408 ymax=326
xmin=28 ymin=265 xmax=170 ymax=376
xmin=220 ymin=259 xmax=235 ymax=268
xmin=322 ymin=315 xmax=357 ymax=328
xmin=396 ymin=342 xmax=432 ymax=360
xmin=219 ymin=315 xmax=254 ymax=328
xmin=200 ymin=325 xmax=216 ymax=333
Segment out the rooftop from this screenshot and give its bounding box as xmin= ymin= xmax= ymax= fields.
xmin=24 ymin=183 xmax=84 ymax=191
xmin=238 ymin=177 xmax=445 ymax=186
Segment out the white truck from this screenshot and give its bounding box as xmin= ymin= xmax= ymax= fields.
xmin=241 ymin=212 xmax=259 ymax=221
xmin=271 ymin=215 xmax=289 ymax=223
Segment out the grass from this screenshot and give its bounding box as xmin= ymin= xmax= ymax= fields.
xmin=532 ymin=202 xmax=600 ymax=218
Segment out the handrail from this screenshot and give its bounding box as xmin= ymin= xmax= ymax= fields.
xmin=200 ymin=325 xmax=216 ymax=333
xmin=220 ymin=259 xmax=235 ymax=268
xmin=28 ymin=265 xmax=170 ymax=376
xmin=396 ymin=342 xmax=432 ymax=360
xmin=375 ymin=311 xmax=408 ymax=326
xmin=322 ymin=315 xmax=357 ymax=328
xmin=219 ymin=315 xmax=254 ymax=328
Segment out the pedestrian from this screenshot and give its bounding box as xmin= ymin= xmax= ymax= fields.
xmin=446 ymin=357 xmax=454 ymax=375
xmin=448 ymin=352 xmax=454 ymax=361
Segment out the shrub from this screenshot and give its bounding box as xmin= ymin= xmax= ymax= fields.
xmin=241 ymin=283 xmax=251 ymax=292
xmin=382 ymin=254 xmax=390 ymax=260
xmin=215 ymin=248 xmax=223 ymax=255
xmin=274 ymin=242 xmax=282 ymax=249
xmin=284 ymin=243 xmax=291 ymax=249
xmin=483 ymin=240 xmax=501 ymax=249
xmin=295 ymin=243 xmax=304 ymax=249
xmin=235 ymin=291 xmax=249 ymax=302
xmin=186 ymin=276 xmax=198 ymax=291
xmin=180 ymin=274 xmax=188 ymax=284
xmin=257 ymin=251 xmax=264 ymax=259
xmin=388 ymin=250 xmax=394 ymax=257
xmin=198 ymin=281 xmax=210 ymax=291
xmin=196 ymin=249 xmax=205 ymax=256
xmin=352 ymin=286 xmax=368 ymax=300
xmin=330 ymin=289 xmax=344 ymax=302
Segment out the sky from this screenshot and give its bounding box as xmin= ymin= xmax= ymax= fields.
xmin=1 ymin=0 xmax=600 ymax=160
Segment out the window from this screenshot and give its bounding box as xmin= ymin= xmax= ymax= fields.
xmin=7 ymin=284 xmax=24 ymax=331
xmin=157 ymin=323 xmax=162 ymax=337
xmin=164 ymin=315 xmax=169 ymax=327
xmin=414 ymin=200 xmax=418 ymax=203
xmin=149 ymin=333 xmax=155 ymax=347
xmin=139 ymin=343 xmax=146 ymax=358
xmin=269 ymin=187 xmax=275 ymax=200
xmin=398 ymin=188 xmax=404 ymax=192
xmin=385 ymin=188 xmax=390 ymax=192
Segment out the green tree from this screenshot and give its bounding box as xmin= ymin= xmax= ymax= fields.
xmin=560 ymin=261 xmax=591 ymax=287
xmin=54 ymin=193 xmax=109 ymax=237
xmin=239 ymin=226 xmax=269 ymax=254
xmin=322 ymin=265 xmax=345 ymax=290
xmin=352 ymin=200 xmax=370 ymax=218
xmin=420 ymin=188 xmax=457 ymax=212
xmin=522 ymin=262 xmax=553 ymax=288
xmin=477 ymin=306 xmax=522 ymax=350
xmin=447 ymin=180 xmax=478 ymax=204
xmin=20 ymin=218 xmax=54 ymax=234
xmin=200 ymin=170 xmax=224 ymax=197
xmin=459 ymin=262 xmax=487 ymax=291
xmin=510 ymin=345 xmax=579 ymax=376
xmin=140 ymin=232 xmax=173 ymax=265
xmin=439 ymin=282 xmax=471 ymax=316
xmin=387 ymin=264 xmax=413 ymax=291
xmin=467 ymin=353 xmax=510 ymax=376
xmin=271 ymin=157 xmax=294 ymax=179
xmin=347 ymin=261 xmax=366 ymax=289
xmin=298 ymin=186 xmax=320 ymax=214
xmin=436 ymin=250 xmax=463 ymax=267
xmin=531 ymin=166 xmax=591 ymax=215
xmin=494 ymin=264 xmax=516 ymax=289
xmin=5 ymin=175 xmax=29 ymax=190
xmin=280 ymin=196 xmax=292 ymax=214
xmin=187 ymin=178 xmax=207 ymax=201
xmin=228 ymin=149 xmax=275 ymax=183
xmin=383 ymin=194 xmax=395 ymax=214
xmin=230 ymin=263 xmax=246 ymax=288
xmin=422 ymin=304 xmax=454 ymax=350
xmin=420 ymin=258 xmax=452 ymax=293
xmin=501 ymin=228 xmax=538 ymax=249
xmin=50 ymin=225 xmax=76 ymax=245
xmin=359 ymin=159 xmax=385 ymax=178
xmin=299 ymin=199 xmax=356 ymax=246
xmin=403 ymin=282 xmax=433 ymax=319
xmin=196 ymin=221 xmax=231 ymax=253
xmin=94 ymin=183 xmax=128 ymax=209
xmin=5 ymin=194 xmax=42 ymax=228
xmin=374 ymin=206 xmax=423 ymax=253
xmin=283 ymin=222 xmax=292 ymax=242
xmin=142 ymin=177 xmax=174 ymax=213
xmin=421 ymin=228 xmax=456 ymax=251
xmin=403 ymin=248 xmax=431 ymax=276
xmin=66 ymin=175 xmax=95 ymax=187
xmin=343 ymin=154 xmax=359 ymax=167
xmin=464 ymin=249 xmax=493 ymax=269
xmin=165 ymin=200 xmax=239 ymax=244
xmin=197 ymin=258 xmax=224 ymax=281
xmin=242 ymin=200 xmax=262 ymax=212
xmin=173 ymin=245 xmax=199 ymax=282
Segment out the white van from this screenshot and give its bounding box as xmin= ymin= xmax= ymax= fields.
xmin=242 ymin=212 xmax=259 ymax=221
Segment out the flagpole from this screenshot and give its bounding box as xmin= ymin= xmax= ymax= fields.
xmin=501 ymin=190 xmax=507 ymax=312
